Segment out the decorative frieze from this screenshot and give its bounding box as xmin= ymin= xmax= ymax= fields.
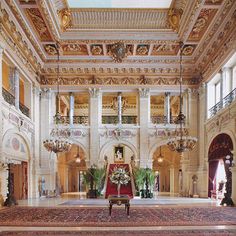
xmin=100 ymin=127 xmax=137 ymax=140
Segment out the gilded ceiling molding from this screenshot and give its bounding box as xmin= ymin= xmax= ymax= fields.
xmin=41 ymin=66 xmax=194 ymax=76
xmin=168 ymin=8 xmax=182 ymax=31
xmin=0 ymin=7 xmax=42 ymax=72
xmin=40 ymin=75 xmax=197 ymax=86
xmin=69 ymin=9 xmax=169 ymax=30
xmin=194 ymin=0 xmax=235 ymax=63
xmin=37 ymin=0 xmax=59 ymax=41
xmin=202 ymin=25 xmax=236 ymax=80
xmin=4 ymin=0 xmax=45 ymax=62
xmin=2 ymin=0 xmax=45 ymax=64
xmin=58 ymin=8 xmax=72 ymax=31
xmin=195 ymin=7 xmax=236 ymax=78
xmin=179 ymin=0 xmax=205 ymax=39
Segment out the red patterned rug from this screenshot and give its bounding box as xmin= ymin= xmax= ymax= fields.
xmin=0 ymin=206 xmax=235 ymax=227
xmin=0 ymin=230 xmax=236 ymax=236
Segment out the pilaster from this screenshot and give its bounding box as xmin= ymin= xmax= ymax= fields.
xmin=69 ymin=92 xmax=74 ymax=125
xmin=14 ymin=68 xmax=20 ymax=110
xmin=89 ymin=88 xmax=101 ymax=166
xmin=164 ymin=92 xmax=170 ymax=124
xmin=139 ymin=88 xmax=150 ymax=168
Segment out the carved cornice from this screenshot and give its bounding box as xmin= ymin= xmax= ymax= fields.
xmin=4 ymin=0 xmax=45 ymax=63
xmin=0 ymin=6 xmax=42 ymax=73
xmin=40 ymin=75 xmax=197 ymax=86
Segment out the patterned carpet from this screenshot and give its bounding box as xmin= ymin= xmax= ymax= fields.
xmin=1 ymin=230 xmax=236 ymax=236
xmin=0 ymin=206 xmax=235 ymax=227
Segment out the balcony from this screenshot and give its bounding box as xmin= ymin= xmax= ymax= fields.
xmin=2 ymin=87 xmax=15 ymax=106
xmin=102 ymin=116 xmax=137 ymax=124
xmin=2 ymin=88 xmax=30 ymax=118
xmin=58 ymin=116 xmax=89 ymax=125
xmin=209 ymin=88 xmax=236 ymax=118
xmin=151 ymin=115 xmax=178 ymax=124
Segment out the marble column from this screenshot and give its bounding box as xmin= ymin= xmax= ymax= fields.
xmin=69 ymin=92 xmax=74 ymax=125
xmin=164 ymin=92 xmax=170 ymax=124
xmin=89 ymin=88 xmax=101 ymax=166
xmin=230 ymin=150 xmax=236 ymax=203
xmin=117 ymin=92 xmax=122 ymax=125
xmin=14 ymin=68 xmax=20 ymax=110
xmin=0 ymin=47 xmax=3 ymax=163
xmin=139 ymin=88 xmax=150 ymax=168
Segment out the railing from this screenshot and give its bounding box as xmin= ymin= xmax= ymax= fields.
xmin=19 ymin=102 xmax=30 ymax=118
xmin=102 ymin=116 xmax=137 ymax=124
xmin=59 ymin=116 xmax=89 ymax=125
xmin=2 ymin=88 xmax=15 ymax=106
xmin=209 ymin=88 xmax=236 ymax=118
xmin=151 ymin=115 xmax=178 ymax=124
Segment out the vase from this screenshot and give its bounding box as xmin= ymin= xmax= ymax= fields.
xmin=117 ymin=183 xmax=121 ymax=197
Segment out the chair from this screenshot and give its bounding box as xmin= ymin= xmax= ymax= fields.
xmin=211 ymin=181 xmax=225 ymax=200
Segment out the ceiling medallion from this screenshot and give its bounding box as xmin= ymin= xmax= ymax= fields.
xmin=110 ymin=42 xmax=127 ymax=63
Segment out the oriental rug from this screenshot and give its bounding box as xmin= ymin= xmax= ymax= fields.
xmin=0 ymin=206 xmax=235 ymax=227
xmin=0 ymin=230 xmax=236 ymax=236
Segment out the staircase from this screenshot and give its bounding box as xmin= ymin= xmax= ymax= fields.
xmin=105 ymin=164 xmax=133 ymax=198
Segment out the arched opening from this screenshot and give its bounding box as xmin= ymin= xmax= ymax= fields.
xmin=152 ymin=145 xmax=180 ymax=195
xmin=208 ymin=133 xmax=233 ymax=199
xmin=57 ymin=144 xmax=87 ymax=194
xmin=2 ymin=133 xmax=30 ymax=200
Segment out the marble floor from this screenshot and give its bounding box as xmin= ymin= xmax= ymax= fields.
xmin=0 ymin=194 xmax=235 ymax=235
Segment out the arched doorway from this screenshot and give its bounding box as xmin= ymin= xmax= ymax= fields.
xmin=2 ymin=133 xmax=30 ymax=200
xmin=208 ymin=133 xmax=233 ymax=198
xmin=57 ymin=144 xmax=87 ymax=193
xmin=152 ymin=145 xmax=180 ymax=194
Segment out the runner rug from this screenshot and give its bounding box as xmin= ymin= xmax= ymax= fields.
xmin=1 ymin=230 xmax=235 ymax=236
xmin=0 ymin=206 xmax=235 ymax=227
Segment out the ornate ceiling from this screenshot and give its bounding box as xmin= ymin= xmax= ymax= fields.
xmin=0 ymin=0 xmax=236 ymax=87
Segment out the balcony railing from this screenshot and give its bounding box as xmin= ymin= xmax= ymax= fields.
xmin=2 ymin=88 xmax=15 ymax=106
xmin=209 ymin=88 xmax=236 ymax=118
xmin=59 ymin=116 xmax=89 ymax=125
xmin=19 ymin=102 xmax=30 ymax=118
xmin=102 ymin=116 xmax=137 ymax=124
xmin=151 ymin=115 xmax=178 ymax=124
xmin=2 ymin=88 xmax=30 ymax=118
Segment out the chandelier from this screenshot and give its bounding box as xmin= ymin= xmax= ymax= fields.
xmin=167 ymin=42 xmax=197 ymax=153
xmin=43 ymin=43 xmax=72 ymax=154
xmin=157 ymin=146 xmax=164 ymax=163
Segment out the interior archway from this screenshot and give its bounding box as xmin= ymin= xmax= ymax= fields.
xmin=57 ymin=144 xmax=87 ymax=194
xmin=152 ymin=145 xmax=180 ymax=194
xmin=208 ymin=133 xmax=233 ymax=198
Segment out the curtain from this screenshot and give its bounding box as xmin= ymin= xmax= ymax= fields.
xmin=208 ymin=160 xmax=219 ymax=197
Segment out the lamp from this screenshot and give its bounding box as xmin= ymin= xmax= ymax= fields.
xmin=43 ymin=43 xmax=72 ymax=154
xmin=167 ymin=42 xmax=197 ymax=153
xmin=75 ymin=146 xmax=81 ymax=163
xmin=157 ymin=146 xmax=164 ymax=163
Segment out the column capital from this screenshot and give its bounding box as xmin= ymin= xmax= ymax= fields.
xmin=165 ymin=92 xmax=171 ymax=96
xmin=139 ymin=88 xmax=150 ymax=98
xmin=89 ymin=88 xmax=100 ymax=98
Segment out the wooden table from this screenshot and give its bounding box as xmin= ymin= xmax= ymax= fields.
xmin=108 ymin=195 xmax=130 ymax=217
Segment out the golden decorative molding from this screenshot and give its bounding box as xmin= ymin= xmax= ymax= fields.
xmin=58 ymin=8 xmax=72 ymax=31
xmin=188 ymin=8 xmax=217 ymax=42
xmin=0 ymin=7 xmax=42 ymax=72
xmin=168 ymin=8 xmax=182 ymax=31
xmin=40 ymin=75 xmax=197 ymax=86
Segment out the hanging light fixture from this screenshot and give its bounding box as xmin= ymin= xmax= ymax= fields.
xmin=157 ymin=146 xmax=164 ymax=163
xmin=43 ymin=43 xmax=72 ymax=154
xmin=167 ymin=42 xmax=197 ymax=153
xmin=75 ymin=146 xmax=81 ymax=163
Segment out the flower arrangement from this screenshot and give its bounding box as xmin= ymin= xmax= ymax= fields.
xmin=109 ymin=166 xmax=131 ymax=196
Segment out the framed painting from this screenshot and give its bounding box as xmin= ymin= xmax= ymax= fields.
xmin=114 ymin=146 xmax=124 ymax=163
